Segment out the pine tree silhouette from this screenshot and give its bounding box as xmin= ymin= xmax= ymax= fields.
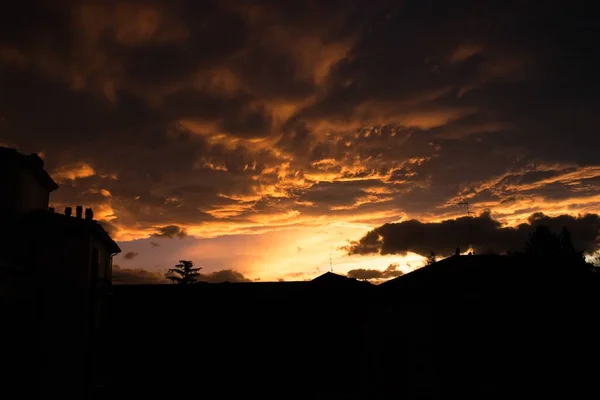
xmin=426 ymin=251 xmax=437 ymax=266
xmin=166 ymin=260 xmax=201 ymax=284
xmin=524 ymin=226 xmax=560 ymax=258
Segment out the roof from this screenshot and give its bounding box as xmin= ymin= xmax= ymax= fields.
xmin=379 ymin=254 xmax=519 ymax=296
xmin=310 ymin=271 xmax=372 ymax=288
xmin=18 ymin=210 xmax=121 ymax=254
xmin=0 ymin=146 xmax=58 ymax=192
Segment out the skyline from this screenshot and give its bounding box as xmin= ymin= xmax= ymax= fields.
xmin=2 ymin=0 xmax=599 ymax=282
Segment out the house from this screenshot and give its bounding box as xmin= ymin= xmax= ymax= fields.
xmin=0 ymin=146 xmax=120 ymax=399
xmin=371 ymin=254 xmax=600 ymax=399
xmin=0 ymin=147 xmax=58 ymax=221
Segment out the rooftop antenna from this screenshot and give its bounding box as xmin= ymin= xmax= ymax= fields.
xmin=329 ymin=253 xmax=333 ymax=273
xmin=454 ymin=200 xmax=474 ymax=254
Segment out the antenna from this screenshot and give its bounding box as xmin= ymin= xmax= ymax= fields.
xmin=453 ymin=200 xmax=474 ymax=254
xmin=329 ymin=253 xmax=333 ymax=272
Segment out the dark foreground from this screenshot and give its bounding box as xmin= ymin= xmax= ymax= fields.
xmin=95 ymin=256 xmax=600 ymax=399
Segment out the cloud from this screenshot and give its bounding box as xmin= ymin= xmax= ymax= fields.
xmin=112 ymin=265 xmax=251 ymax=284
xmin=345 ymin=212 xmax=600 ymax=257
xmin=3 ymin=0 xmax=600 ymax=274
xmin=51 ymin=162 xmax=96 ymax=182
xmin=123 ymin=251 xmax=139 ymax=260
xmin=112 ymin=265 xmax=168 ymax=285
xmin=347 ymin=263 xmax=404 ymax=281
xmin=450 ymin=44 xmax=484 ymax=63
xmin=77 ymin=2 xmax=189 ymax=48
xmin=152 ymin=225 xmax=188 ymax=239
xmin=198 ymin=269 xmax=251 ymax=283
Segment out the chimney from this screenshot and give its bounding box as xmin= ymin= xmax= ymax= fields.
xmin=64 ymin=207 xmax=72 ymax=217
xmin=76 ymin=205 xmax=83 ymax=218
xmin=85 ymin=208 xmax=94 ymax=221
xmin=48 ymin=207 xmax=54 ymax=213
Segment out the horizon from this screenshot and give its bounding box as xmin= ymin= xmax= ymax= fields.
xmin=2 ymin=0 xmax=600 ymax=283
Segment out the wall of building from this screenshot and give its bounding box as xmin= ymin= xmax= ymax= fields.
xmin=0 ymin=163 xmax=20 ymax=219
xmin=1 ymin=148 xmax=117 ymax=399
xmin=33 ymin=227 xmax=96 ymax=399
xmin=18 ymin=168 xmax=50 ymax=214
xmin=0 ymin=163 xmax=49 ymax=218
xmin=94 ymin=239 xmax=112 ymax=282
xmin=0 ymin=287 xmax=39 ymax=398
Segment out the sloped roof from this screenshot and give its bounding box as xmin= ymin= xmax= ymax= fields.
xmin=379 ymin=254 xmax=519 ymax=296
xmin=17 ymin=210 xmax=121 ymax=254
xmin=310 ymin=271 xmax=372 ymax=288
xmin=0 ymin=146 xmax=58 ymax=192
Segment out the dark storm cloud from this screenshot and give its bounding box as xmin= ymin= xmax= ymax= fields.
xmin=112 ymin=265 xmax=168 ymax=285
xmin=111 ymin=265 xmax=251 ymax=284
xmin=347 ymin=263 xmax=404 ymax=281
xmin=2 ymin=0 xmax=600 ymax=245
xmin=198 ymin=269 xmax=252 ymax=283
xmin=291 ymin=0 xmax=600 ymax=165
xmin=152 ymin=225 xmax=188 ymax=239
xmin=345 ymin=212 xmax=600 ymax=257
xmin=297 ymin=179 xmax=392 ymax=211
xmin=123 ymin=251 xmax=139 ymax=260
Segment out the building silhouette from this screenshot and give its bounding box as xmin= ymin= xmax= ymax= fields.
xmin=0 ymin=147 xmax=120 ymax=399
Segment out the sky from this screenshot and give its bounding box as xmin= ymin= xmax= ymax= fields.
xmin=1 ymin=0 xmax=599 ymax=282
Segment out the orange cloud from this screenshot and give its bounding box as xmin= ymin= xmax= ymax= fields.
xmin=287 ymin=35 xmax=353 ymax=85
xmin=77 ymin=2 xmax=188 ymax=47
xmin=194 ymin=67 xmax=245 ymax=98
xmin=426 ymin=163 xmax=600 ymax=227
xmin=329 ymin=194 xmax=393 ymax=211
xmin=254 ymin=97 xmax=317 ymax=127
xmin=354 ymin=102 xmax=476 ymax=130
xmin=449 ymin=164 xmax=600 ymax=203
xmin=450 ymin=44 xmax=484 ymax=63
xmin=179 ymin=119 xmax=279 ymax=151
xmin=51 ymin=162 xmax=96 ymax=182
xmin=231 ymin=3 xmax=354 ymax=87
xmin=435 ymin=121 xmax=512 ymax=139
xmin=0 ymin=45 xmax=27 ymax=67
xmin=88 ymin=188 xmax=112 ymax=197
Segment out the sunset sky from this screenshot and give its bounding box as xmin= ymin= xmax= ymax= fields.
xmin=1 ymin=0 xmax=599 ymax=282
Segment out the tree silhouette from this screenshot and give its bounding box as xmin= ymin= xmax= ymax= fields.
xmin=426 ymin=251 xmax=437 ymax=266
xmin=524 ymin=225 xmax=561 ymax=258
xmin=166 ymin=260 xmax=201 ymax=284
xmin=524 ymin=225 xmax=587 ymax=272
xmin=558 ymin=226 xmax=585 ymax=260
xmin=559 ymin=227 xmax=576 ymax=255
xmin=591 ymin=254 xmax=600 ymax=273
